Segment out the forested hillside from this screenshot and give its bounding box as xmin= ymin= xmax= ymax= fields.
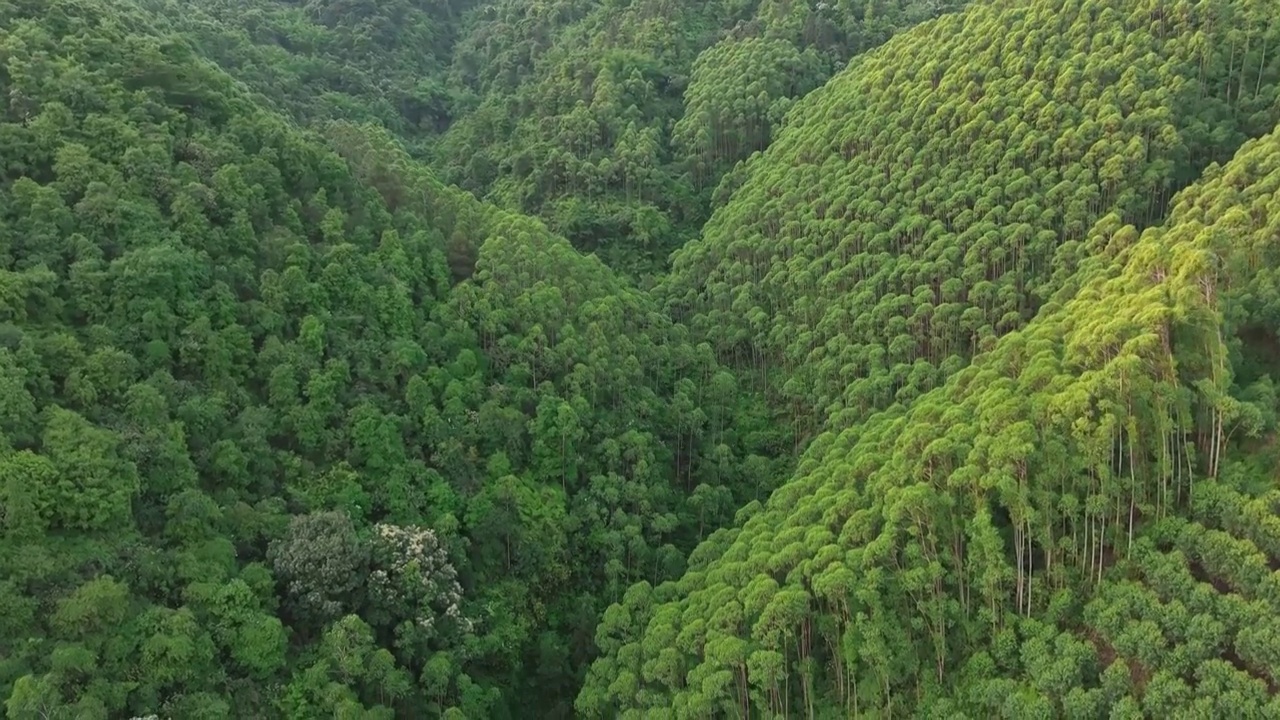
xmin=0 ymin=0 xmax=780 ymax=716
xmin=433 ymin=0 xmax=958 ymax=271
xmin=5 ymin=0 xmax=1280 ymax=718
xmin=137 ymin=0 xmax=478 ymax=141
xmin=663 ymin=0 xmax=1280 ymax=438
xmin=147 ymin=0 xmax=957 ymax=274
xmin=581 ymin=117 xmax=1280 ymax=718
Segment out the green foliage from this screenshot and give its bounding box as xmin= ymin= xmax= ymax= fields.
xmin=580 ymin=90 xmax=1280 ymax=718
xmin=137 ymin=0 xmax=477 ymax=142
xmin=0 ymin=0 xmax=777 ymax=715
xmin=664 ymin=0 xmax=1280 ymax=438
xmin=674 ymin=36 xmax=827 ymax=185
xmin=116 ymin=0 xmax=954 ymax=276
xmin=8 ymin=0 xmax=1280 ymax=717
xmin=435 ymin=0 xmax=954 ymax=274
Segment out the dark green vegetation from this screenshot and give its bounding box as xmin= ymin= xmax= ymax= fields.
xmin=0 ymin=0 xmax=785 ymax=716
xmin=145 ymin=0 xmax=956 ymax=274
xmin=3 ymin=0 xmax=1280 ymax=718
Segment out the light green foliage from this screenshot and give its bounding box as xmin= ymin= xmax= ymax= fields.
xmin=665 ymin=0 xmax=1280 ymax=438
xmin=581 ymin=100 xmax=1280 ymax=717
xmin=674 ymin=36 xmax=826 ymax=184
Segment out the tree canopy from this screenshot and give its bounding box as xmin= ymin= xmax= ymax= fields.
xmin=664 ymin=0 xmax=1280 ymax=439
xmin=581 ymin=99 xmax=1280 ymax=720
xmin=0 ymin=0 xmax=780 ymax=715
xmin=5 ymin=0 xmax=1280 ymax=717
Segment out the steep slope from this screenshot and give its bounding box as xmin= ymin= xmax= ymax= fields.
xmin=133 ymin=0 xmax=957 ymax=275
xmin=579 ymin=111 xmax=1280 ymax=719
xmin=955 ymin=470 xmax=1280 ymax=719
xmin=673 ymin=35 xmax=828 ymax=188
xmin=137 ymin=0 xmax=478 ymax=142
xmin=0 ymin=1 xmax=777 ymax=716
xmin=663 ymin=0 xmax=1280 ymax=443
xmin=437 ymin=0 xmax=958 ymax=272
xmin=322 ymin=126 xmax=793 ymax=712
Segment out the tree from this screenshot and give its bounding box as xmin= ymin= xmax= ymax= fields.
xmin=269 ymin=512 xmax=369 ymax=627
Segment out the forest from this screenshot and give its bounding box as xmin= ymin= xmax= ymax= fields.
xmin=1 ymin=0 xmax=1279 ymax=718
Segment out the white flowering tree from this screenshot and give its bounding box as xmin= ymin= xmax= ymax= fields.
xmin=366 ymin=523 xmax=472 ymax=649
xmin=268 ymin=511 xmax=368 ymax=628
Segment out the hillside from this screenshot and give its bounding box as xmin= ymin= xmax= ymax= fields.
xmin=144 ymin=0 xmax=958 ymax=274
xmin=0 ymin=0 xmax=780 ymax=716
xmin=663 ymin=0 xmax=1280 ymax=440
xmin=5 ymin=0 xmax=1280 ymax=718
xmin=136 ymin=0 xmax=478 ymax=141
xmin=436 ymin=0 xmax=960 ymax=272
xmin=579 ymin=104 xmax=1280 ymax=720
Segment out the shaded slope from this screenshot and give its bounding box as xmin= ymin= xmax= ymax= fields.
xmin=437 ymin=0 xmax=957 ymax=273
xmin=130 ymin=0 xmax=958 ymax=276
xmin=325 ymin=126 xmax=794 ymax=713
xmin=663 ymin=0 xmax=1280 ymax=442
xmin=0 ymin=0 xmax=778 ymax=716
xmin=137 ymin=0 xmax=479 ymax=144
xmin=579 ymin=99 xmax=1280 ymax=720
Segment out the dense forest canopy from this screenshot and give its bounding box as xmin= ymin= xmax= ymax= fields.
xmin=142 ymin=0 xmax=959 ymax=275
xmin=582 ymin=120 xmax=1280 ymax=719
xmin=0 ymin=0 xmax=781 ymax=715
xmin=3 ymin=0 xmax=1280 ymax=718
xmin=663 ymin=0 xmax=1280 ymax=438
